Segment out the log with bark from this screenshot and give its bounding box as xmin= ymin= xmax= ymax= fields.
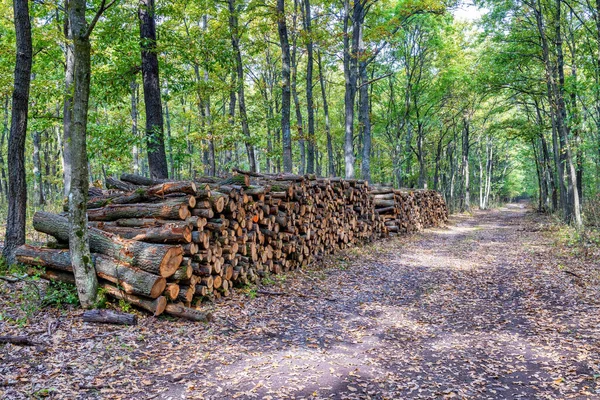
xmin=82 ymin=309 xmax=138 ymax=325
xmin=15 ymin=245 xmax=166 ymax=298
xmin=33 ymin=212 xmax=183 ymax=277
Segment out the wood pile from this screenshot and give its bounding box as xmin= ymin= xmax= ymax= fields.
xmin=371 ymin=187 xmax=448 ymax=234
xmin=17 ymin=172 xmax=447 ymax=320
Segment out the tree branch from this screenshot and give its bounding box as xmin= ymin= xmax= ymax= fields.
xmin=358 ymin=72 xmax=393 ymax=88
xmin=85 ymin=0 xmax=119 ymax=38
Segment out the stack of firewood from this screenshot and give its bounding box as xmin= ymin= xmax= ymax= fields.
xmin=371 ymin=186 xmax=448 ymax=234
xmin=16 ymin=172 xmax=447 ymax=320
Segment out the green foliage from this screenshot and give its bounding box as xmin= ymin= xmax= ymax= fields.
xmin=43 ymin=281 xmax=80 ymax=308
xmin=261 ymin=272 xmax=276 ymax=286
xmin=118 ymin=299 xmax=133 ymax=313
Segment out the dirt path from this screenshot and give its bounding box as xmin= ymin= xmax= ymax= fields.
xmin=1 ymin=205 xmax=599 ymax=399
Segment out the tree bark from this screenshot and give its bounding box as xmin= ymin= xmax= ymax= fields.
xmin=101 ymin=283 xmax=167 ymax=316
xmin=139 ymin=0 xmax=169 ymax=179
xmin=1 ymin=96 xmax=9 ymax=197
xmin=130 ymin=80 xmax=140 ymax=175
xmin=359 ymin=59 xmax=371 ymax=182
xmin=33 ymin=212 xmax=183 ymax=277
xmin=66 ymin=0 xmax=101 ymax=307
xmin=277 ymin=0 xmax=293 ymax=173
xmin=343 ymin=0 xmax=361 ymax=179
xmin=16 ymin=245 xmax=167 ymax=299
xmin=462 ymin=117 xmax=470 ymax=211
xmin=290 ymin=0 xmax=306 ymax=175
xmin=317 ymin=50 xmax=334 ymax=177
xmin=290 ymin=1 xmax=305 ymax=175
xmin=228 ymin=0 xmax=256 ymax=172
xmin=83 ymin=309 xmax=138 ymax=325
xmin=63 ymin=0 xmax=74 ymax=198
xmin=33 ymin=130 xmax=45 ymax=205
xmin=3 ymin=0 xmax=32 ymax=265
xmin=303 ymin=0 xmax=315 ymax=174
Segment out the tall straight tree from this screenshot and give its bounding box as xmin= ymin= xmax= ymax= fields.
xmin=2 ymin=0 xmax=32 ymax=264
xmin=290 ymin=0 xmax=305 ymax=174
xmin=228 ymin=0 xmax=256 ymax=172
xmin=278 ymin=0 xmax=293 ymax=172
xmin=63 ymin=0 xmax=74 ymax=198
xmin=139 ymin=0 xmax=169 ymax=179
xmin=66 ymin=0 xmax=114 ymax=307
xmin=342 ymin=0 xmax=363 ymax=179
xmin=303 ymin=0 xmax=315 ymax=174
xmin=317 ymin=49 xmax=334 ymax=176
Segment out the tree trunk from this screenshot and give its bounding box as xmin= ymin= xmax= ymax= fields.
xmin=67 ymin=0 xmax=98 ymax=307
xmin=343 ymin=0 xmax=359 ymax=179
xmin=462 ymin=117 xmax=470 ymax=211
xmin=554 ymin=0 xmax=581 ymax=226
xmin=277 ymin=0 xmax=293 ymax=173
xmin=228 ymin=0 xmax=256 ymax=172
xmin=0 ymin=96 xmax=9 ymax=198
xmin=358 ymin=28 xmax=371 ymax=182
xmin=164 ymin=88 xmax=174 ymax=178
xmin=290 ymin=1 xmax=305 ymax=175
xmin=63 ymin=1 xmax=74 ymax=199
xmin=226 ymin=71 xmax=236 ymax=169
xmin=303 ymin=0 xmax=315 ymax=174
xmin=2 ymin=0 xmax=32 ymax=265
xmin=139 ymin=0 xmax=169 ymax=179
xmin=317 ymin=50 xmax=334 ymax=177
xmin=130 ymin=80 xmax=140 ymax=175
xmin=33 ymin=130 xmax=45 ymax=205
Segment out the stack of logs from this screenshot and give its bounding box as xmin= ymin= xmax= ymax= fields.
xmin=371 ymin=187 xmax=448 ymax=234
xmin=16 ymin=172 xmax=447 ymax=320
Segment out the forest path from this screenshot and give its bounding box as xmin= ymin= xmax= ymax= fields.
xmin=2 ymin=204 xmax=599 ymax=399
xmin=160 ymin=204 xmax=599 ymax=399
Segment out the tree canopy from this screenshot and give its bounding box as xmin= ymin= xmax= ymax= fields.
xmin=1 ymin=0 xmax=599 ymax=225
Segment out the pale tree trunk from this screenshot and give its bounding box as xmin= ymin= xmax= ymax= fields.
xmin=462 ymin=118 xmax=470 ymax=211
xmin=67 ymin=0 xmax=102 ymax=307
xmin=202 ymin=16 xmax=215 ymax=176
xmin=277 ymin=0 xmax=293 ymax=172
xmin=417 ymin=123 xmax=426 ymax=188
xmin=317 ymin=50 xmax=334 ymax=177
xmin=534 ymin=0 xmax=569 ymax=220
xmin=164 ymin=89 xmax=174 ymax=177
xmin=554 ymin=0 xmax=581 ymax=226
xmin=63 ymin=1 xmax=74 ymax=198
xmin=478 ymin=137 xmax=483 ymax=208
xmin=139 ymin=0 xmax=169 ymax=179
xmin=33 ymin=130 xmax=45 ymax=205
xmin=483 ymin=136 xmax=493 ymax=209
xmin=130 ymin=80 xmax=140 ymax=175
xmin=226 ymin=71 xmax=236 ymax=168
xmin=3 ymin=0 xmax=32 ymax=264
xmin=343 ymin=0 xmax=360 ymax=179
xmin=358 ymin=27 xmax=372 ymax=182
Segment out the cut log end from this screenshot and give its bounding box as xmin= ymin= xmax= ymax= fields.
xmin=160 ymin=247 xmax=184 ymax=277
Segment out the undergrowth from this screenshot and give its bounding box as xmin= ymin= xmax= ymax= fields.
xmin=0 ymin=260 xmax=81 ymax=327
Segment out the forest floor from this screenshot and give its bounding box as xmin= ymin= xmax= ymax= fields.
xmin=1 ymin=203 xmax=600 ymax=399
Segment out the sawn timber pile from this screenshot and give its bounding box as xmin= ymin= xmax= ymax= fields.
xmin=18 ymin=172 xmax=448 ymax=320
